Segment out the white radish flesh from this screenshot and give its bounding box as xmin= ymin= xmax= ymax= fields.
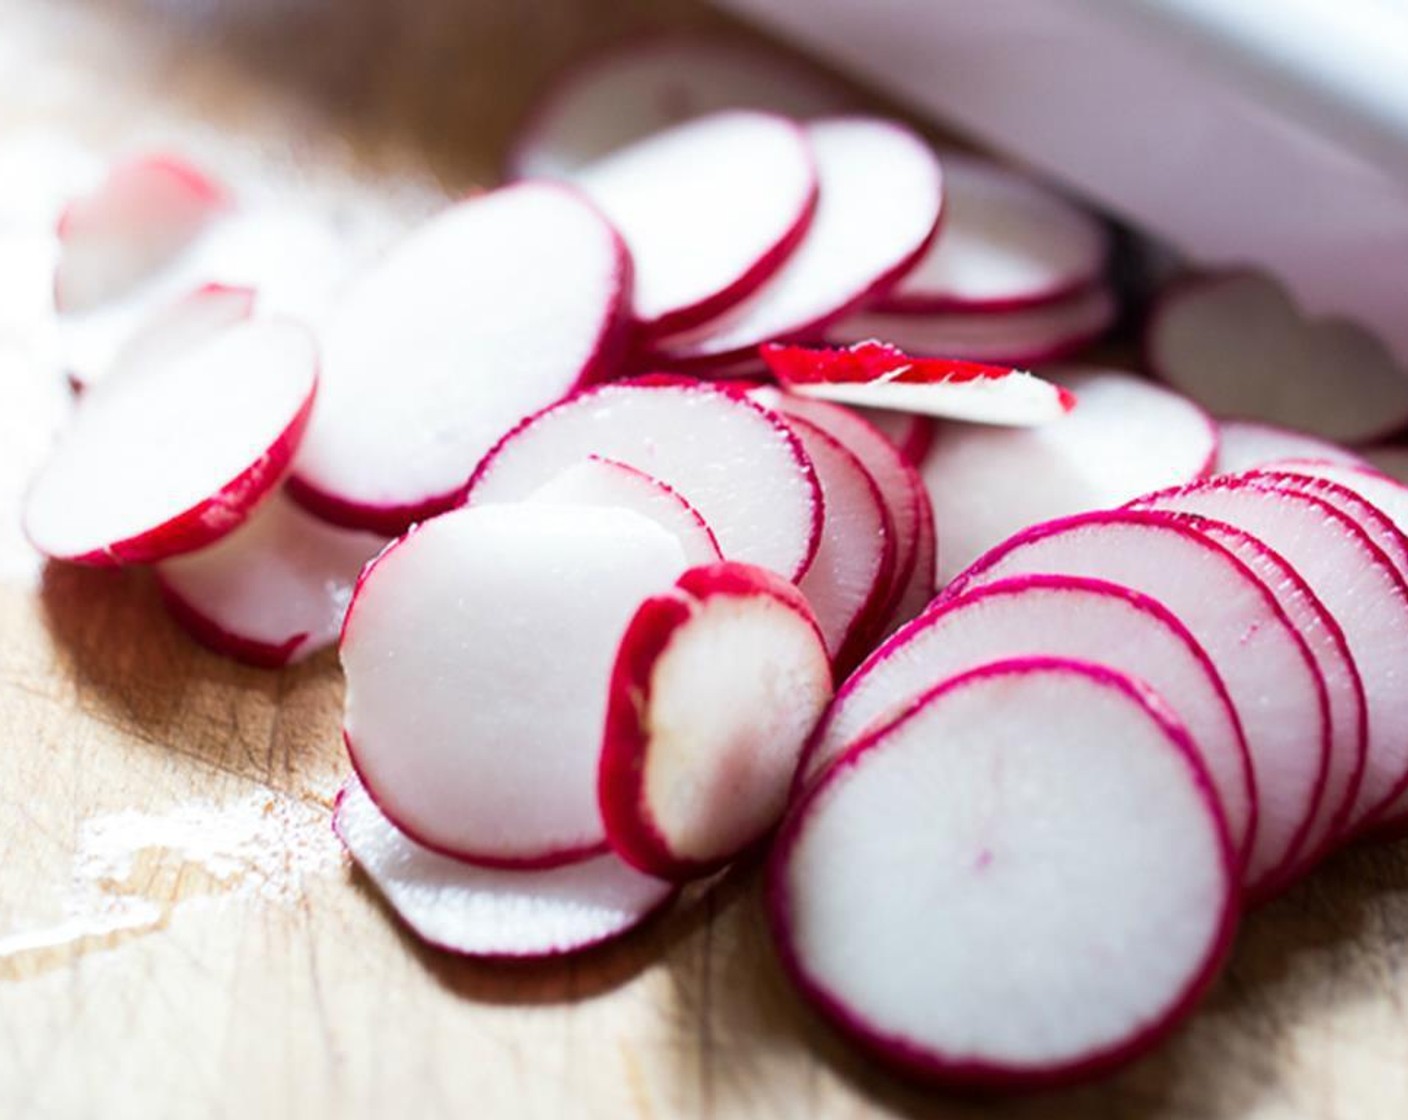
xmin=1257 ymin=464 xmax=1408 ymax=581
xmin=851 ymin=407 xmax=935 ymax=466
xmin=1213 ymin=421 xmax=1366 ymax=475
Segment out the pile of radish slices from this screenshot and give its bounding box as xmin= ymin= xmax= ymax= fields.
xmin=24 ymin=31 xmax=1408 ymax=1093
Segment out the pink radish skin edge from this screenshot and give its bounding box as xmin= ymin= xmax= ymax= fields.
xmin=156 ymin=575 xmax=308 ymax=668
xmin=55 ymin=154 xmax=229 ymax=240
xmin=768 ymin=657 xmax=1239 ymax=1090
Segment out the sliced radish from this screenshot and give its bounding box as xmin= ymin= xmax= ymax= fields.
xmin=341 ymin=503 xmax=689 ymax=868
xmin=527 ymin=456 xmax=722 ymax=566
xmin=771 ymin=658 xmax=1236 ymax=1088
xmin=599 ymin=564 xmax=832 ymax=880
xmin=762 ymin=341 xmax=1073 ymax=426
xmin=647 ymin=118 xmax=943 ymax=366
xmin=801 ymin=575 xmax=1255 ymax=862
xmin=921 ymin=371 xmax=1216 ymax=585
xmin=573 ymin=111 xmax=818 ymax=335
xmin=1363 ymin=446 xmax=1408 ymax=484
xmin=24 ymin=317 xmax=317 ymax=565
xmin=465 ymin=378 xmax=821 ymax=582
xmin=1213 ymin=421 xmax=1366 ymax=475
xmin=154 ymin=491 xmax=387 ymax=668
xmin=507 ymin=34 xmax=855 ymax=181
xmin=823 ymin=285 xmax=1117 ymax=366
xmin=1146 ymin=272 xmax=1408 ymax=443
xmin=947 ymin=510 xmax=1329 ymax=893
xmin=876 ymin=152 xmax=1109 ymax=314
xmin=892 ymin=486 xmax=938 ymax=633
xmin=1256 ymin=463 xmax=1408 ymax=580
xmin=288 ymin=183 xmax=631 ymax=535
xmin=851 ymin=407 xmax=935 ymax=466
xmin=333 ymin=779 xmax=674 ymax=959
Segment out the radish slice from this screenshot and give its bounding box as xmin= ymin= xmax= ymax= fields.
xmin=947 ymin=510 xmax=1330 ymax=893
xmin=876 ymin=152 xmax=1109 ymax=314
xmin=763 ymin=341 xmax=1073 ymax=426
xmin=1363 ymin=446 xmax=1408 ymax=484
xmin=507 ymin=34 xmax=855 ymax=181
xmin=823 ymin=285 xmax=1118 ymax=366
xmin=24 ymin=318 xmax=318 ymax=566
xmin=802 ymin=575 xmax=1255 ymax=862
xmin=465 ymin=378 xmax=822 ymax=582
xmin=852 ymin=407 xmax=935 ymax=466
xmin=288 ymin=183 xmax=631 ymax=535
xmin=333 ymin=779 xmax=674 ymax=959
xmin=1146 ymin=273 xmax=1408 ymax=443
xmin=892 ymin=487 xmax=938 ymax=633
xmin=154 ymin=491 xmax=386 ymax=668
xmin=771 ymin=658 xmax=1236 ymax=1088
xmin=1256 ymin=463 xmax=1408 ymax=581
xmin=921 ymin=371 xmax=1216 ymax=585
xmin=527 ymin=457 xmax=722 ymax=566
xmin=341 ymin=503 xmax=689 ymax=868
xmin=599 ymin=564 xmax=832 ymax=880
xmin=1213 ymin=421 xmax=1366 ymax=475
xmin=573 ymin=111 xmax=818 ymax=335
xmin=647 ymin=118 xmax=943 ymax=366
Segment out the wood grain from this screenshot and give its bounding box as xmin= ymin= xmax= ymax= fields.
xmin=3 ymin=3 xmax=1408 ymax=1117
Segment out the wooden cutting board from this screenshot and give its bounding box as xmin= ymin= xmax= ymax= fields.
xmin=3 ymin=2 xmax=1408 ymax=1117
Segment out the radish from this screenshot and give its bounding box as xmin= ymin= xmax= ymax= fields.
xmin=340 ymin=503 xmax=689 ymax=868
xmin=24 ymin=317 xmax=317 ymax=565
xmin=599 ymin=563 xmax=832 ymax=880
xmin=155 ymin=491 xmax=387 ymax=668
xmin=770 ymin=658 xmax=1237 ymax=1088
xmin=1213 ymin=421 xmax=1366 ymax=475
xmin=800 ymin=575 xmax=1255 ymax=862
xmin=762 ymin=340 xmax=1073 ymax=426
xmin=823 ymin=284 xmax=1117 ymax=366
xmin=1257 ymin=463 xmax=1408 ymax=581
xmin=1146 ymin=272 xmax=1408 ymax=443
xmin=506 ymin=34 xmax=855 ymax=181
xmin=573 ymin=111 xmax=818 ymax=335
xmin=947 ymin=510 xmax=1330 ymax=894
xmin=465 ymin=378 xmax=822 ymax=582
xmin=921 ymin=371 xmax=1216 ymax=585
xmin=876 ymin=151 xmax=1109 ymax=314
xmin=288 ymin=183 xmax=632 ymax=535
xmin=647 ymin=118 xmax=943 ymax=367
xmin=851 ymin=407 xmax=935 ymax=466
xmin=333 ymin=779 xmax=674 ymax=959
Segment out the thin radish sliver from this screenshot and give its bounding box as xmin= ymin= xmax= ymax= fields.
xmin=1213 ymin=421 xmax=1366 ymax=475
xmin=1257 ymin=464 xmax=1408 ymax=581
xmin=851 ymin=407 xmax=935 ymax=466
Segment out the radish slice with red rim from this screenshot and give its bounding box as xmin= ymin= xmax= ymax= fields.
xmin=333 ymin=779 xmax=675 ymax=959
xmin=1213 ymin=421 xmax=1366 ymax=475
xmin=24 ymin=317 xmax=318 ymax=566
xmin=289 ymin=183 xmax=632 ymax=535
xmin=851 ymin=407 xmax=935 ymax=466
xmin=599 ymin=563 xmax=832 ymax=880
xmin=770 ymin=658 xmax=1237 ymax=1089
xmin=1254 ymin=464 xmax=1408 ymax=581
xmin=890 ymin=486 xmax=938 ymax=634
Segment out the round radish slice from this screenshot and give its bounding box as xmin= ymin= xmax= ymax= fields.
xmin=599 ymin=564 xmax=832 ymax=880
xmin=771 ymin=658 xmax=1236 ymax=1089
xmin=1146 ymin=273 xmax=1408 ymax=444
xmin=892 ymin=487 xmax=938 ymax=634
xmin=921 ymin=371 xmax=1216 ymax=585
xmin=1363 ymin=446 xmax=1408 ymax=484
xmin=801 ymin=575 xmax=1255 ymax=862
xmin=155 ymin=491 xmax=387 ymax=668
xmin=648 ymin=118 xmax=943 ymax=367
xmin=24 ymin=317 xmax=317 ymax=566
xmin=333 ymin=779 xmax=674 ymax=959
xmin=507 ymin=34 xmax=855 ymax=181
xmin=877 ymin=152 xmax=1109 ymax=314
xmin=573 ymin=111 xmax=818 ymax=335
xmin=824 ymin=285 xmax=1118 ymax=366
xmin=465 ymin=378 xmax=821 ymax=582
xmin=851 ymin=407 xmax=935 ymax=466
xmin=1213 ymin=421 xmax=1366 ymax=475
xmin=947 ymin=510 xmax=1330 ymax=893
xmin=341 ymin=503 xmax=689 ymax=868
xmin=1258 ymin=463 xmax=1408 ymax=580
xmin=288 ymin=183 xmax=631 ymax=535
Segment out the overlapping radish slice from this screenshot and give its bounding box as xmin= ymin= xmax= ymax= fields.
xmin=823 ymin=285 xmax=1117 ymax=366
xmin=289 ymin=183 xmax=631 ymax=535
xmin=1213 ymin=421 xmax=1366 ymax=474
xmin=802 ymin=575 xmax=1255 ymax=862
xmin=599 ymin=564 xmax=832 ymax=880
xmin=921 ymin=371 xmax=1216 ymax=584
xmin=876 ymin=152 xmax=1109 ymax=314
xmin=771 ymin=658 xmax=1237 ymax=1089
xmin=851 ymin=407 xmax=935 ymax=466
xmin=647 ymin=118 xmax=943 ymax=367
xmin=573 ymin=111 xmax=818 ymax=335
xmin=334 ymin=779 xmax=675 ymax=959
xmin=506 ymin=34 xmax=855 ymax=181
xmin=341 ymin=503 xmax=689 ymax=868
xmin=1146 ymin=273 xmax=1408 ymax=443
xmin=1258 ymin=464 xmax=1408 ymax=581
xmin=947 ymin=510 xmax=1329 ymax=894
xmin=24 ymin=317 xmax=317 ymax=565
xmin=465 ymin=378 xmax=822 ymax=581
xmin=155 ymin=491 xmax=387 ymax=668
xmin=762 ymin=341 xmax=1072 ymax=426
